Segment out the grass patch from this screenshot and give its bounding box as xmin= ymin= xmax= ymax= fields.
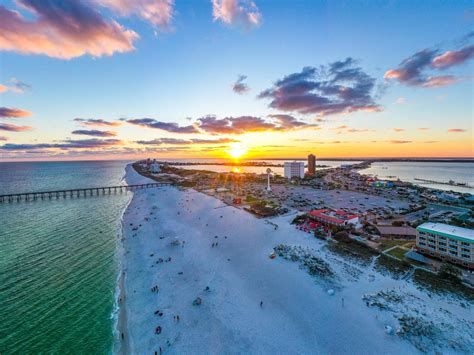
xmin=378 ymin=239 xmax=410 ymax=251
xmin=386 ymin=247 xmax=408 ymax=260
xmin=412 ymin=269 xmax=474 ymax=301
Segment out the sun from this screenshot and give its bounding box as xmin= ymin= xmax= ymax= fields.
xmin=227 ymin=143 xmax=247 ymax=159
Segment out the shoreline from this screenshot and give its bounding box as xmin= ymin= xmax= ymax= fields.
xmin=115 ymin=165 xmax=140 ymax=354
xmin=116 ymin=163 xmax=473 ymax=353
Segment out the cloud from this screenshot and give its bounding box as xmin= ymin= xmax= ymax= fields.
xmin=72 ymin=129 xmax=117 ymax=137
xmin=0 ymin=123 xmax=33 ymax=132
xmin=212 ymin=0 xmax=262 ymax=28
xmin=432 ymin=44 xmax=474 ymax=69
xmin=74 ymin=118 xmax=122 ymax=127
xmin=136 ymin=138 xmax=189 ymax=145
xmin=232 ymin=75 xmax=250 ymax=94
xmin=384 ymin=40 xmax=474 ymax=88
xmin=258 ymin=58 xmax=381 ymax=116
xmin=332 ymin=125 xmax=373 ymax=133
xmin=93 ymin=0 xmax=174 ymax=29
xmin=0 ymin=139 xmax=123 ymax=150
xmin=136 ymin=137 xmax=239 ymax=145
xmin=267 ymin=114 xmax=319 ymax=130
xmin=389 ymin=140 xmax=411 ymax=144
xmin=126 ymin=118 xmax=199 ymax=133
xmin=191 ymin=137 xmax=240 ymax=144
xmin=197 ymin=114 xmax=316 ymax=134
xmin=0 ymin=136 xmax=8 ymax=141
xmin=417 ymin=127 xmax=429 ymax=131
xmin=384 ymin=49 xmax=438 ymax=86
xmin=0 ymin=0 xmax=139 ymax=59
xmin=447 ymin=128 xmax=466 ymax=133
xmin=0 ymin=78 xmax=31 ymax=94
xmin=422 ymin=75 xmax=462 ymax=88
xmin=0 ymin=107 xmax=32 ymax=118
xmin=392 ymin=128 xmax=405 ymax=132
xmin=395 ymin=97 xmax=406 ymax=104
xmin=347 ymin=128 xmax=373 ymax=133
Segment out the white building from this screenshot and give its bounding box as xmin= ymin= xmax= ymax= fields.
xmin=284 ymin=161 xmax=305 ymax=179
xmin=150 ymin=162 xmax=161 ymax=173
xmin=416 ymin=222 xmax=474 ymax=269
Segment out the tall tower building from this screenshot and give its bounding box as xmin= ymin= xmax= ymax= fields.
xmin=308 ymin=154 xmax=316 ymax=175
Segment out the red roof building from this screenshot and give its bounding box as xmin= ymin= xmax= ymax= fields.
xmin=309 ymin=209 xmax=359 ymax=226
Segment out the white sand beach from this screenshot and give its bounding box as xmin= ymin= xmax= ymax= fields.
xmin=118 ymin=164 xmax=473 ymax=354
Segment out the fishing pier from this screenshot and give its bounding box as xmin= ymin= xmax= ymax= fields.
xmin=0 ymin=183 xmax=168 ymax=203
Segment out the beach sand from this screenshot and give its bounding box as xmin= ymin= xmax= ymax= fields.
xmin=117 ymin=164 xmax=473 ymax=354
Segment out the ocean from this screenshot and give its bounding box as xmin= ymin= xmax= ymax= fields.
xmin=0 ymin=159 xmax=471 ymax=353
xmin=0 ymin=161 xmax=131 ymax=354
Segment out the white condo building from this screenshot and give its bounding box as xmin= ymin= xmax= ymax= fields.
xmin=284 ymin=161 xmax=305 ymax=179
xmin=150 ymin=162 xmax=161 ymax=173
xmin=416 ymin=222 xmax=474 ymax=269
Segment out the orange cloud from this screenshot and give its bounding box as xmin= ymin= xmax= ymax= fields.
xmin=0 ymin=123 xmax=33 ymax=132
xmin=0 ymin=107 xmax=32 ymax=118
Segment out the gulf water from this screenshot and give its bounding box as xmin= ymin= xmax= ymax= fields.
xmin=0 ymin=161 xmax=131 ymax=354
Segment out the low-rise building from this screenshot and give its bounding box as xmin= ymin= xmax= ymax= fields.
xmin=309 ymin=209 xmax=359 ymax=227
xmin=284 ymin=161 xmax=305 ymax=179
xmin=375 ymin=225 xmax=417 ymax=239
xmin=416 ymin=222 xmax=474 ymax=269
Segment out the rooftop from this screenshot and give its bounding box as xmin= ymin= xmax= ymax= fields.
xmin=417 ymin=222 xmax=474 ymax=243
xmin=376 ymin=225 xmax=417 ymax=236
xmin=309 ymin=209 xmax=359 ymax=224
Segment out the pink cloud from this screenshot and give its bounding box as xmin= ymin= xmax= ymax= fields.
xmin=94 ymin=0 xmax=174 ymax=29
xmin=432 ymin=45 xmax=474 ymax=69
xmin=0 ymin=1 xmax=139 ymax=59
xmin=422 ymin=75 xmax=461 ymax=88
xmin=212 ymin=0 xmax=262 ymax=28
xmin=447 ymin=128 xmax=466 ymax=133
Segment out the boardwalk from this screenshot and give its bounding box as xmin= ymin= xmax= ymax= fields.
xmin=0 ymin=183 xmax=168 ymax=203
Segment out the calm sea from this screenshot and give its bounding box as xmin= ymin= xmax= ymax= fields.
xmin=0 ymin=161 xmax=131 ymax=354
xmin=360 ymin=161 xmax=474 ymax=194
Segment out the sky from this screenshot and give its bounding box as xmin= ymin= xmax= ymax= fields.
xmin=0 ymin=0 xmax=473 ymax=161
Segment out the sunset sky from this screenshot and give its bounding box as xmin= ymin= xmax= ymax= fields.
xmin=0 ymin=0 xmax=472 ymax=161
